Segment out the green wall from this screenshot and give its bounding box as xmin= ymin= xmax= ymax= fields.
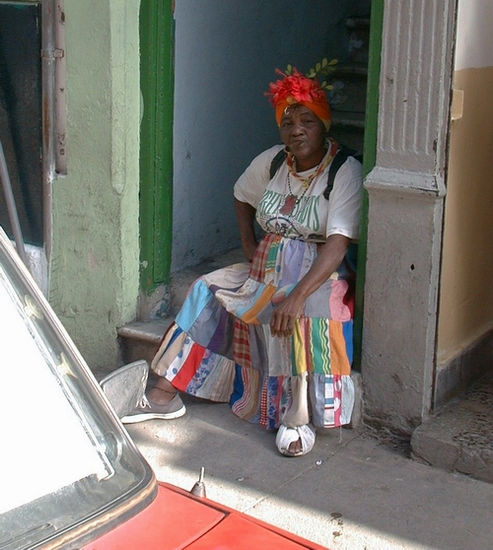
xmin=49 ymin=0 xmax=140 ymax=372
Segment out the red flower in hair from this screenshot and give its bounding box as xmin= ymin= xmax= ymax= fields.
xmin=266 ymin=68 xmax=326 ymax=106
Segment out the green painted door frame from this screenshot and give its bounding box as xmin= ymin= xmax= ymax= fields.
xmin=353 ymin=0 xmax=384 ymax=367
xmin=139 ymin=0 xmax=174 ymax=291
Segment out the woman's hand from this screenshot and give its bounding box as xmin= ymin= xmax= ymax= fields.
xmin=270 ymin=292 xmax=306 ymax=337
xmin=270 ymin=234 xmax=351 ymax=338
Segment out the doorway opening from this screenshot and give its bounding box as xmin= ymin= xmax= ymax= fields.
xmin=139 ymin=1 xmax=374 ymax=355
xmin=171 ymin=0 xmax=371 ymax=273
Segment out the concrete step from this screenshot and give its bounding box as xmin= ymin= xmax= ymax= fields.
xmin=118 ymin=318 xmax=172 ymax=365
xmin=411 ymin=371 xmax=493 ymax=483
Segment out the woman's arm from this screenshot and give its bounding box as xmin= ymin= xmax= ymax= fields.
xmin=234 ymin=198 xmax=258 ymax=261
xmin=269 ymin=234 xmax=350 ymax=337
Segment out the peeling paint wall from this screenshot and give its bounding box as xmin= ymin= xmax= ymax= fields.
xmin=48 ymin=0 xmax=140 ymax=372
xmin=436 ymin=0 xmax=493 ymax=399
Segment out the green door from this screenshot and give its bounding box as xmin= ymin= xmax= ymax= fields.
xmin=353 ymin=0 xmax=384 ymax=366
xmin=139 ymin=0 xmax=174 ymax=291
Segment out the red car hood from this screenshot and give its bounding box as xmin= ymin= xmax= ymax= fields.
xmin=82 ymin=481 xmax=326 ymax=550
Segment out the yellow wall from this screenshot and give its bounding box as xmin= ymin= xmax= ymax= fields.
xmin=437 ymin=65 xmax=493 ymax=366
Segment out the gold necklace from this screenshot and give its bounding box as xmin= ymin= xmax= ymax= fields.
xmin=280 ymin=140 xmax=338 ymax=216
xmin=286 ymin=138 xmax=338 ymax=189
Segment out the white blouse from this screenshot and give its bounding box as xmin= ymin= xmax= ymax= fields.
xmin=233 ymin=144 xmax=362 ymax=242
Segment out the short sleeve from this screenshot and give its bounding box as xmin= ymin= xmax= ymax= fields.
xmin=233 ymin=145 xmax=284 ymax=208
xmin=325 ymin=156 xmax=363 ymax=240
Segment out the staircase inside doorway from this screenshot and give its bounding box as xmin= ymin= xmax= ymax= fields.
xmin=329 ymin=15 xmax=369 ymax=153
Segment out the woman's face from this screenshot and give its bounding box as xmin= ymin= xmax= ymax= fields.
xmin=279 ymin=105 xmax=327 ymax=170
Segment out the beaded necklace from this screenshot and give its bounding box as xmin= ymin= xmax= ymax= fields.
xmin=279 ymin=139 xmax=338 ymax=216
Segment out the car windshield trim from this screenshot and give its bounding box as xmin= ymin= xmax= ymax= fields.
xmin=0 ymin=229 xmax=156 ymax=550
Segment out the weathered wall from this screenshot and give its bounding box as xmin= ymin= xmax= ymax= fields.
xmin=49 ymin=0 xmax=140 ymax=372
xmin=172 ymin=0 xmax=370 ymax=271
xmin=435 ymin=0 xmax=493 ymax=402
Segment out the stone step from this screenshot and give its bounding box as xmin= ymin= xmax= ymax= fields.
xmin=331 ymin=65 xmax=368 ymax=116
xmin=411 ymin=371 xmax=493 ymax=483
xmin=118 ymin=318 xmax=172 ymax=365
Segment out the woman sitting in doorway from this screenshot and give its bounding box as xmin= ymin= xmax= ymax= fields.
xmin=123 ymin=69 xmax=363 ymax=457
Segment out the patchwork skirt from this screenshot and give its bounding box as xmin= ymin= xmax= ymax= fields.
xmin=151 ymin=233 xmax=355 ymax=430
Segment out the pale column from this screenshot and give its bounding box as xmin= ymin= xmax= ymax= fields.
xmin=362 ymin=0 xmax=457 ymax=431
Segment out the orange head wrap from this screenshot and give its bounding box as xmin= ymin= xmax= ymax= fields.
xmin=266 ymin=69 xmax=331 ymax=131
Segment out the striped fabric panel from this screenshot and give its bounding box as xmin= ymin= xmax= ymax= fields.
xmin=291 ymin=318 xmax=352 ymax=376
xmin=310 ymin=318 xmax=332 ymax=374
xmin=291 ymin=317 xmax=315 ymax=375
xmin=233 ymin=318 xmax=251 ymax=369
xmin=230 ymin=364 xmax=260 ymax=421
xmin=259 ymin=375 xmax=269 ymax=428
xmin=266 ymin=376 xmax=283 ymax=430
xmin=265 ymin=236 xmax=281 ymax=279
xmin=302 ymin=318 xmax=314 ymax=373
xmin=323 ymin=374 xmax=343 ymax=427
xmin=249 ymin=233 xmax=281 ymax=282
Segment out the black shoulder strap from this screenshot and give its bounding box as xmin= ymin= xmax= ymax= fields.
xmin=269 ymin=145 xmax=362 ymax=199
xmin=323 ymin=145 xmax=361 ymax=200
xmin=269 ymin=149 xmax=287 ymax=180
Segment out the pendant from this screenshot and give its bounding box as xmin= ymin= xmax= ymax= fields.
xmin=280 ymin=194 xmax=297 ymax=215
